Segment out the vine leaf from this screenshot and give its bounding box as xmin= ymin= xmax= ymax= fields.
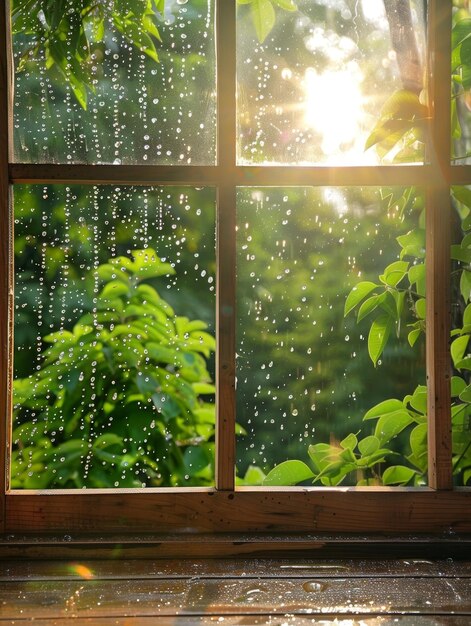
xmin=368 ymin=313 xmax=393 ymax=366
xmin=263 ymin=460 xmax=314 ymax=485
xmin=382 ymin=465 xmax=417 ymax=485
xmin=250 ymin=0 xmax=276 ymax=43
xmin=344 ymin=281 xmax=378 ymax=316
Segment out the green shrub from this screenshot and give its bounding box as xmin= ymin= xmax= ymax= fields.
xmin=12 ymin=249 xmax=216 ymax=488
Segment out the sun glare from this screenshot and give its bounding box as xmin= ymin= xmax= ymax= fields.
xmin=303 ymin=65 xmax=369 ymax=162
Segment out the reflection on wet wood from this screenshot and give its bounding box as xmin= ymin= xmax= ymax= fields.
xmin=5 ymin=558 xmax=466 ymax=582
xmin=0 ymin=616 xmax=469 ymax=626
xmin=1 ymin=576 xmax=471 ymax=619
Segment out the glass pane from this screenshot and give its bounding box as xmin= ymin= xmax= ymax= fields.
xmin=450 ymin=186 xmax=471 ymax=487
xmin=13 ymin=185 xmax=216 ymax=488
xmin=452 ymin=3 xmax=471 ymax=163
xmin=236 ymin=187 xmax=426 ymax=487
xmin=13 ymin=1 xmax=216 ymax=165
xmin=237 ymin=1 xmax=427 ymax=165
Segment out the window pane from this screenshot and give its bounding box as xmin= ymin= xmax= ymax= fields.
xmin=452 ymin=3 xmax=471 ymax=164
xmin=237 ymin=1 xmax=427 ymax=165
xmin=13 ymin=185 xmax=216 ymax=488
xmin=236 ymin=187 xmax=426 ymax=487
xmin=451 ymin=186 xmax=471 ymax=487
xmin=12 ymin=1 xmax=216 ymax=165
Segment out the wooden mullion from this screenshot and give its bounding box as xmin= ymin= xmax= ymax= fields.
xmin=0 ymin=1 xmax=13 ymax=532
xmin=426 ymin=0 xmax=453 ymax=490
xmin=12 ymin=163 xmax=436 ymax=187
xmin=215 ymin=0 xmax=237 ymax=491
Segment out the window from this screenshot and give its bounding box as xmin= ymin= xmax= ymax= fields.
xmin=0 ymin=0 xmax=470 ymax=538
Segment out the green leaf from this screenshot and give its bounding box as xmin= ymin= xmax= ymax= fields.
xmin=340 ymin=432 xmax=357 ymax=451
xmin=408 ymin=328 xmax=422 ymax=347
xmin=461 ymin=270 xmax=471 ymax=303
xmin=375 ymin=410 xmax=414 ymax=445
xmin=456 ymin=355 xmax=471 ymax=371
xmin=379 ymin=261 xmax=409 ymax=287
xmin=364 ymin=398 xmax=404 ymax=420
xmin=451 ymin=335 xmax=470 ymax=367
xmin=397 ymin=229 xmax=425 ymax=259
xmin=452 ymin=18 xmax=471 ymax=49
xmin=250 ymin=0 xmax=276 ymax=43
xmin=415 ymin=298 xmax=426 ymax=320
xmin=410 ymin=423 xmax=427 ymax=460
xmin=93 ymin=434 xmax=124 ymax=449
xmin=368 ymin=314 xmax=393 ymax=366
xmin=452 ymin=185 xmax=471 ymax=210
xmin=382 ymin=465 xmax=417 ymax=486
xmin=452 ymin=376 xmax=467 ymax=397
xmin=101 ymin=280 xmax=129 ymax=300
xmin=408 ymin=264 xmax=426 ymax=297
xmin=344 ymin=281 xmax=378 ymax=316
xmin=365 ymin=118 xmax=415 ymax=152
xmin=263 ymin=460 xmax=314 ymax=486
xmin=408 ymin=385 xmax=427 ymax=415
xmin=459 ymin=383 xmax=471 ymax=402
xmin=241 ymin=465 xmax=266 ymax=486
xmin=452 ymin=244 xmax=471 ymax=263
xmin=272 ymin=0 xmax=297 ymax=10
xmin=358 ymin=435 xmax=380 ymax=456
xmin=357 ymin=294 xmax=380 ymax=322
xmin=192 ymin=382 xmax=216 ymax=395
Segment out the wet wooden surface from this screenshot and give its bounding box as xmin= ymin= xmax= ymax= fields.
xmin=0 ymin=558 xmax=470 ymax=624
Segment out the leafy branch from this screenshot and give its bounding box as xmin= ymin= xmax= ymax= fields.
xmin=12 ymin=0 xmax=165 ymax=108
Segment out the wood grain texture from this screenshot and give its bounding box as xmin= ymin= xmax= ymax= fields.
xmin=4 ymin=489 xmax=471 ymax=534
xmin=1 ymin=577 xmax=471 ymax=619
xmin=9 ymin=163 xmax=450 ymax=187
xmin=4 ymin=557 xmax=462 ymax=582
xmin=215 ymin=0 xmax=237 ymax=490
xmin=0 ymin=617 xmax=469 ymax=626
xmin=426 ymin=186 xmax=452 ymax=489
xmin=426 ymin=0 xmax=453 ymax=490
xmin=0 ymin=0 xmax=13 ymax=533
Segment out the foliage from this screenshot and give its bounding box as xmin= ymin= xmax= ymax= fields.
xmin=12 ymin=0 xmax=165 ymax=108
xmin=236 ymin=0 xmax=297 ymax=43
xmin=364 ymin=90 xmax=428 ymax=163
xmin=12 ymin=249 xmax=217 ymax=488
xmin=263 ymin=4 xmax=471 ymax=488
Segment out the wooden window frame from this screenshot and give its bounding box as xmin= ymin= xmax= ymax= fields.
xmin=0 ymin=0 xmax=470 ymax=541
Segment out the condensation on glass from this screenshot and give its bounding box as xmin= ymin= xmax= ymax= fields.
xmin=450 ymin=186 xmax=471 ymax=487
xmin=236 ymin=187 xmax=426 ymax=487
xmin=12 ymin=185 xmax=216 ymax=488
xmin=237 ymin=1 xmax=427 ymax=165
xmin=12 ymin=1 xmax=216 ymax=165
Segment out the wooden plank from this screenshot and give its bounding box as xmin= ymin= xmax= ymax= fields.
xmin=1 ymin=577 xmax=471 ymax=619
xmin=1 ymin=533 xmax=470 ymax=560
xmin=0 ymin=617 xmax=469 ymax=626
xmin=0 ymin=0 xmax=13 ymax=534
xmin=2 ymin=558 xmax=457 ymax=582
xmin=426 ymin=1 xmax=453 ymax=489
xmin=5 ymin=489 xmax=471 ymax=535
